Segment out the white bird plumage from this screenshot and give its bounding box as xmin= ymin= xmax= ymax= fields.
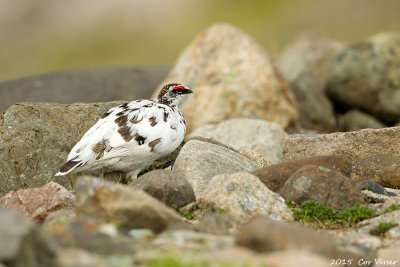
xmin=55 ymin=83 xmax=192 ymax=178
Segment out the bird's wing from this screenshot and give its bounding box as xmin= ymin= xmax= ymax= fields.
xmin=102 ymin=100 xmax=168 ymax=159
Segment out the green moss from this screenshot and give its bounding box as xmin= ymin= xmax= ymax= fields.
xmin=369 ymin=222 xmax=398 ymax=237
xmin=286 ymin=200 xmax=375 ymax=229
xmin=318 ymin=166 xmax=331 ymax=173
xmin=383 ymin=204 xmax=400 ymax=214
xmin=145 ymin=251 xmax=263 ymax=267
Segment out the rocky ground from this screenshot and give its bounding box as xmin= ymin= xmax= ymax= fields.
xmin=0 ymin=23 xmax=400 ymax=267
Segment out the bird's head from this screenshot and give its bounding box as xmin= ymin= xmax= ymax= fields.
xmin=157 ymin=83 xmax=193 ymax=107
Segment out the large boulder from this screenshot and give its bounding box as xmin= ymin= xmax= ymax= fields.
xmin=153 ymin=23 xmax=298 ymax=132
xmin=0 ymin=101 xmax=123 ymax=196
xmin=188 ymin=118 xmax=287 ymax=163
xmin=0 ymin=66 xmax=170 ymax=113
xmin=283 ymin=126 xmax=400 ymax=166
xmin=326 ymin=32 xmax=400 ymax=124
xmin=75 ymin=176 xmax=183 ymax=233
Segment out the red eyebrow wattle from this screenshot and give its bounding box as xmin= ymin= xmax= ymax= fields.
xmin=173 ymin=86 xmax=184 ymax=90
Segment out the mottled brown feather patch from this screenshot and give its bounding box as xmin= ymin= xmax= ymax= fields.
xmin=171 ymin=125 xmax=176 ymax=130
xmin=130 ymin=117 xmax=143 ymax=124
xmin=148 ymin=138 xmax=161 ymax=152
xmin=101 ymin=110 xmax=112 ymax=119
xmin=163 ymin=112 xmax=169 ymax=122
xmin=59 ymin=160 xmax=80 ymax=173
xmin=115 ymin=115 xmax=128 ymax=127
xmin=149 ymin=117 xmax=157 ymax=126
xmin=92 ymin=140 xmax=107 ymax=160
xmin=118 ymin=126 xmax=134 ymax=142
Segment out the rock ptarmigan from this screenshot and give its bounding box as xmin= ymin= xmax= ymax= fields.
xmin=55 ymin=83 xmax=192 ymax=179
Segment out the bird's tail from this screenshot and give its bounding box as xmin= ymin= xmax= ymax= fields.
xmin=54 ymin=159 xmax=83 ymax=176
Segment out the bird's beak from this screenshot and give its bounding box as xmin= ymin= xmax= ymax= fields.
xmin=182 ymin=88 xmax=193 ymax=94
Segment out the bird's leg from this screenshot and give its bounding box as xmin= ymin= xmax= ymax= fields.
xmin=101 ymin=167 xmax=105 ymax=180
xmin=125 ymin=169 xmax=141 ymax=184
xmin=67 ymin=173 xmax=74 ymax=189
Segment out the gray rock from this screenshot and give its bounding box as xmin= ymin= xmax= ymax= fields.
xmin=42 ymin=209 xmax=76 ymax=232
xmin=198 ymin=172 xmax=293 ymax=223
xmin=0 ymin=101 xmax=123 ymax=196
xmin=278 ymin=165 xmax=365 ymax=209
xmin=326 ymin=32 xmax=400 ymax=124
xmin=153 ymin=230 xmax=235 ymax=251
xmin=236 ymin=216 xmax=365 ymax=263
xmin=173 ymin=140 xmax=259 ymax=198
xmin=352 ymin=154 xmax=400 ymax=188
xmin=278 ymin=32 xmax=345 ymax=132
xmin=283 ymin=126 xmax=400 ymax=166
xmin=0 ymin=182 xmax=75 ymax=223
xmin=0 ymin=66 xmax=170 ymax=113
xmin=342 ymin=109 xmax=385 ymax=132
xmin=153 ymin=23 xmax=298 ymax=132
xmin=0 ymin=207 xmax=59 ymax=267
xmin=75 ymin=176 xmax=183 ymax=233
xmin=188 ymin=118 xmax=287 ymax=164
xmin=49 ymin=216 xmax=136 ymax=255
xmin=130 ymin=169 xmax=195 ymax=210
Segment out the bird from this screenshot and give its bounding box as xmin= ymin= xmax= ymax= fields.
xmin=55 ymin=83 xmax=192 ymax=180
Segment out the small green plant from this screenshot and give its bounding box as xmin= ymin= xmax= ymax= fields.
xmin=369 ymin=222 xmax=398 ymax=237
xmin=383 ymin=204 xmax=400 ymax=214
xmin=286 ymin=200 xmax=375 ymax=229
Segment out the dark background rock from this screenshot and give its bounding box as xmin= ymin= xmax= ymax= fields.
xmin=341 ymin=109 xmax=385 ymax=132
xmin=352 ymin=154 xmax=400 ymax=188
xmin=326 ymin=32 xmax=400 ymax=124
xmin=0 ymin=66 xmax=170 ymax=113
xmin=288 ymin=76 xmax=337 ymax=132
xmin=0 ymin=207 xmax=59 ymax=267
xmin=251 ymin=155 xmax=352 ymax=192
xmin=278 ymin=165 xmax=365 ymax=209
xmin=130 ymin=169 xmax=195 ymax=210
xmin=278 ymin=32 xmax=344 ymax=133
xmin=356 ymin=179 xmax=396 ymax=196
xmin=0 ymin=101 xmax=123 ymax=196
